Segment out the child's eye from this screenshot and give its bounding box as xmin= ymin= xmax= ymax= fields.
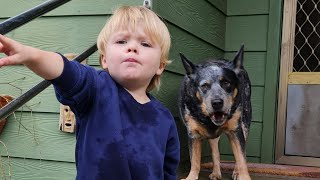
xmin=141 ymin=42 xmax=151 ymax=47
xmin=116 ymin=40 xmax=126 ymax=44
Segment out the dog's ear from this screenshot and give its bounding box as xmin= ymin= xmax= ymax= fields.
xmin=180 ymin=53 xmax=196 ymax=75
xmin=232 ymin=44 xmax=244 ymax=74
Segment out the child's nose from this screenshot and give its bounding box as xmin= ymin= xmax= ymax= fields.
xmin=127 ymin=42 xmax=138 ymax=53
xmin=127 ymin=48 xmax=137 ymax=53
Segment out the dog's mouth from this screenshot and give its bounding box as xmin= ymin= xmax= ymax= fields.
xmin=210 ymin=111 xmax=227 ymax=126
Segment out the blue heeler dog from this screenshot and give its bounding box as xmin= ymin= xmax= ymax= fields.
xmin=179 ymin=45 xmax=252 ymax=180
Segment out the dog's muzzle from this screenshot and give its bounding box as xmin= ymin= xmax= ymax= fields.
xmin=212 ymin=99 xmax=223 ymax=109
xmin=210 ymin=99 xmax=227 ymax=126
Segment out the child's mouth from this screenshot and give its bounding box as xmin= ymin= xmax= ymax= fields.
xmin=124 ymin=58 xmax=138 ymax=63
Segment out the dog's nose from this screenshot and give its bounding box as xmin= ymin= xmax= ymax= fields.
xmin=212 ymin=99 xmax=223 ymax=109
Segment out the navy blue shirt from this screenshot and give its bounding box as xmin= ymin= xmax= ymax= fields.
xmin=50 ymin=56 xmax=180 ymax=180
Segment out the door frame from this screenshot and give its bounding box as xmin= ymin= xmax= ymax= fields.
xmin=276 ymin=0 xmax=320 ymax=167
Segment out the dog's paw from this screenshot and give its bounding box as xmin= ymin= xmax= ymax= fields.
xmin=180 ymin=175 xmax=199 ymax=180
xmin=209 ymin=171 xmax=222 ymax=180
xmin=180 ymin=178 xmax=198 ymax=180
xmin=232 ymin=172 xmax=251 ymax=180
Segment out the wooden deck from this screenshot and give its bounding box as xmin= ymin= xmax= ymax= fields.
xmin=187 ymin=171 xmax=318 ymax=180
xmin=179 ymin=161 xmax=320 ymax=179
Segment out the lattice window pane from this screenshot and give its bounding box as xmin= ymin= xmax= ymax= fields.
xmin=293 ymin=0 xmax=320 ymax=72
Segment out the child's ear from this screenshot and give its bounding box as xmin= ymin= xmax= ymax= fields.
xmin=100 ymin=54 xmax=108 ymax=69
xmin=156 ymin=62 xmax=165 ymax=75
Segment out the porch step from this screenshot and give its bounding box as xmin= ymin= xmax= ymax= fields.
xmin=201 ymin=161 xmax=320 ymax=179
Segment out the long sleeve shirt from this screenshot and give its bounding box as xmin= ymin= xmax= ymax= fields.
xmin=50 ymin=56 xmax=180 ymax=180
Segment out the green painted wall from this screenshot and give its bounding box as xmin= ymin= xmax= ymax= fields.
xmin=0 ymin=0 xmax=283 ymax=178
xmin=225 ymin=0 xmax=282 ymax=164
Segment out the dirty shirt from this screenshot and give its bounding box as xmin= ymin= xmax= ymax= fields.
xmin=50 ymin=56 xmax=180 ymax=180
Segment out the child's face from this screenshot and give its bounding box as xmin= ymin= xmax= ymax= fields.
xmin=101 ymin=25 xmax=164 ymax=90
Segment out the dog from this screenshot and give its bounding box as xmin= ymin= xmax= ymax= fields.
xmin=178 ymin=45 xmax=251 ymax=180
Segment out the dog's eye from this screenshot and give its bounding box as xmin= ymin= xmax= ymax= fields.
xmin=220 ymin=80 xmax=230 ymax=87
xmin=200 ymin=82 xmax=210 ymax=91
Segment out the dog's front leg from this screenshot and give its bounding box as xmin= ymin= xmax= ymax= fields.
xmin=226 ymin=132 xmax=251 ymax=180
xmin=182 ymin=138 xmax=201 ymax=180
xmin=208 ymin=137 xmax=221 ymax=180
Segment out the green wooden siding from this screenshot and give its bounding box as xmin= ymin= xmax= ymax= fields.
xmin=153 ymin=0 xmax=225 ymax=50
xmin=224 ymin=0 xmax=283 ymax=164
xmin=260 ymin=0 xmax=283 ymax=163
xmin=1 ymin=158 xmax=75 ymax=180
xmin=227 ymin=0 xmax=269 ymax=15
xmin=207 ymin=0 xmax=227 ymax=14
xmin=2 ymin=112 xmax=75 ymax=162
xmin=225 ymin=15 xmax=269 ymax=51
xmin=223 ymin=13 xmax=269 ymax=164
xmin=0 ymin=0 xmax=142 ymax=17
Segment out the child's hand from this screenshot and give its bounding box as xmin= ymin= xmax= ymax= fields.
xmin=0 ymin=34 xmax=63 ymax=80
xmin=0 ymin=34 xmax=32 ymax=67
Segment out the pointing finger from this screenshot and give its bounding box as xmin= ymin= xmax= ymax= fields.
xmin=0 ymin=34 xmax=21 ymax=56
xmin=0 ymin=54 xmax=20 ymax=67
xmin=0 ymin=34 xmax=13 ymax=46
xmin=0 ymin=34 xmax=19 ymax=49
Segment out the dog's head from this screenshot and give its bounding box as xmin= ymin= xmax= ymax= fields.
xmin=180 ymin=45 xmax=244 ymax=126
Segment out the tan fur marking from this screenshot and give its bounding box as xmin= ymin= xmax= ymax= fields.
xmin=225 ymin=88 xmax=238 ymax=108
xmin=227 ymin=133 xmax=250 ymax=179
xmin=208 ymin=138 xmax=222 ymax=179
xmin=200 ymin=103 xmax=209 ymax=117
xmin=221 ymin=109 xmax=241 ymax=131
xmin=185 ymin=139 xmax=201 ymax=180
xmin=228 ymin=135 xmax=242 ymax=162
xmin=208 ymin=138 xmax=220 ymax=165
xmin=233 ymin=88 xmax=238 ymax=98
xmin=196 ymin=91 xmax=210 ymax=117
xmin=191 ymin=139 xmax=201 ymax=164
xmin=196 ymin=91 xmax=202 ymax=102
xmin=184 ymin=113 xmax=210 ymax=138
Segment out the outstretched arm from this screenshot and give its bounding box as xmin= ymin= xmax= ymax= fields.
xmin=0 ymin=34 xmax=63 ymax=80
